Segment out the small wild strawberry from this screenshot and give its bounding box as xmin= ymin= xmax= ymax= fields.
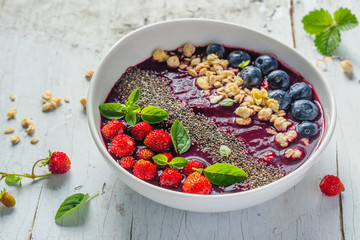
xmin=320 ymin=175 xmax=345 ymax=196
xmin=45 ymin=151 xmax=71 ymax=174
xmin=0 ymin=189 xmax=16 ymax=207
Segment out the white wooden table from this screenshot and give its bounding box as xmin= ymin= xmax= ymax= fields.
xmin=0 ymin=0 xmax=359 ymax=239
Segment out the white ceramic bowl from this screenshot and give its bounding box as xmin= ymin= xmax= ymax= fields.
xmin=87 ymin=19 xmax=336 ymax=212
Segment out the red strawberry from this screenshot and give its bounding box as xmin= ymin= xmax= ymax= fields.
xmin=144 ymin=129 xmax=172 ymax=152
xmin=137 ymin=148 xmax=155 ymax=161
xmin=160 ymin=168 xmax=182 ymax=188
xmin=47 ymin=152 xmax=71 ymax=174
xmin=110 ymin=134 xmax=135 ymax=158
xmin=0 ymin=189 xmax=16 ymax=207
xmin=182 ymin=172 xmax=212 ymax=195
xmin=119 ymin=156 xmax=135 ymax=170
xmin=133 ymin=160 xmax=158 ymax=181
xmin=102 ymin=120 xmax=126 ymax=139
xmin=319 ymin=175 xmax=345 ymax=196
xmin=131 ymin=122 xmax=152 ymax=140
xmin=155 ymin=152 xmax=173 ymax=168
xmin=183 ymin=160 xmax=204 ymax=176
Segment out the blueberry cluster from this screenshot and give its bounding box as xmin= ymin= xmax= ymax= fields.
xmin=206 ymin=43 xmax=320 ymax=138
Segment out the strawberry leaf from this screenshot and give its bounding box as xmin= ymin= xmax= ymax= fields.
xmin=302 ymin=9 xmax=333 ymax=35
xmin=5 ymin=175 xmax=22 ymax=185
xmin=204 ymin=163 xmax=247 ymax=186
xmin=168 ymin=157 xmax=188 ymax=169
xmin=314 ymin=26 xmax=341 ymax=55
xmin=334 ymin=7 xmax=358 ymax=31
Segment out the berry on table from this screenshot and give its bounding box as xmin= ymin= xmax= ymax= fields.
xmin=227 ymin=50 xmax=251 ymax=68
xmin=268 ymin=89 xmax=292 ymax=110
xmin=144 ymin=129 xmax=172 ymax=152
xmin=298 ymin=121 xmax=319 ymax=138
xmin=137 ymin=148 xmax=155 ymax=161
xmin=183 ymin=160 xmax=204 ymax=176
xmin=206 ymin=44 xmax=225 ymax=59
xmin=110 ymin=134 xmax=136 ymax=158
xmin=131 ymin=122 xmax=152 ymax=140
xmin=182 ymin=172 xmax=212 ymax=195
xmin=0 ymin=189 xmax=16 ymax=207
xmin=267 ymin=70 xmax=290 ymax=90
xmin=47 ymin=151 xmax=71 ymax=174
xmin=159 ymin=168 xmax=182 ymax=188
xmin=290 ymin=99 xmax=319 ymax=121
xmin=319 ymin=175 xmax=345 ymax=196
xmin=119 ymin=156 xmax=135 ymax=170
xmin=239 ymin=66 xmax=262 ymax=88
xmin=255 ymin=55 xmax=278 ymax=75
xmin=133 ymin=160 xmax=158 ymax=181
xmin=289 ymin=82 xmax=312 ymax=100
xmin=102 ymin=120 xmax=126 ymax=139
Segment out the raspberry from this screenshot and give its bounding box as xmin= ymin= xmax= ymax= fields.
xmin=160 ymin=168 xmax=182 ymax=188
xmin=183 ymin=160 xmax=204 ymax=176
xmin=131 ymin=122 xmax=152 ymax=140
xmin=182 ymin=172 xmax=212 ymax=195
xmin=102 ymin=120 xmax=126 ymax=139
xmin=319 ymin=175 xmax=345 ymax=196
xmin=47 ymin=152 xmax=71 ymax=174
xmin=0 ymin=189 xmax=16 ymax=207
xmin=155 ymin=152 xmax=173 ymax=169
xmin=119 ymin=156 xmax=135 ymax=170
xmin=144 ymin=129 xmax=172 ymax=152
xmin=110 ymin=134 xmax=135 ymax=158
xmin=137 ymin=148 xmax=155 ymax=161
xmin=133 ymin=160 xmax=158 ymax=181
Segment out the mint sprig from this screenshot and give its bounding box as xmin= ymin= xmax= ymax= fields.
xmin=98 ymin=89 xmax=168 ymax=126
xmin=302 ymin=7 xmax=358 ymax=55
xmin=152 ymin=155 xmax=189 ymax=169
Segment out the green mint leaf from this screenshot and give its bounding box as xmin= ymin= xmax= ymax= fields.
xmin=219 ymin=98 xmax=236 ymax=107
xmin=55 ymin=192 xmax=98 ymax=221
xmin=238 ymin=60 xmax=250 ymax=68
xmin=220 ymin=145 xmax=231 ymax=158
xmin=170 ymin=120 xmax=191 ymax=154
xmin=314 ymin=25 xmax=341 ymax=55
xmin=334 ymin=7 xmax=359 ymax=31
xmin=152 ymin=154 xmax=169 ymax=166
xmin=128 ymin=89 xmax=140 ymax=104
xmin=302 ymin=9 xmax=333 ymax=35
xmin=5 ymin=175 xmax=22 ymax=185
xmin=140 ymin=106 xmax=168 ymax=124
xmin=127 ymin=104 xmax=141 ymax=113
xmin=125 ymin=111 xmax=137 ymax=126
xmin=168 ymin=157 xmax=188 ymax=169
xmin=98 ymin=103 xmax=126 ymax=119
xmin=204 ymin=163 xmax=247 ymax=186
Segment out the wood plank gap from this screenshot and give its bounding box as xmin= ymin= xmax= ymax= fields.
xmin=28 ymin=185 xmax=43 ymax=240
xmin=289 ymin=0 xmax=296 ymax=48
xmin=336 ymin=142 xmax=345 ymax=240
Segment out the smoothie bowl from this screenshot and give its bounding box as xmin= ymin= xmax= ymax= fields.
xmin=87 ymin=19 xmax=336 ymax=212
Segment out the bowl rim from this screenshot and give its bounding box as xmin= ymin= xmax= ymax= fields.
xmin=87 ymin=18 xmax=336 ymax=200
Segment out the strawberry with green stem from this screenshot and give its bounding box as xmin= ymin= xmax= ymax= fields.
xmin=0 ymin=188 xmax=16 ymax=207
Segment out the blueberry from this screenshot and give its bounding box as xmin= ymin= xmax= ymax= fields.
xmin=289 ymin=82 xmax=312 ymax=100
xmin=255 ymin=55 xmax=278 ymax=75
xmin=298 ymin=121 xmax=319 ymax=138
xmin=267 ymin=70 xmax=290 ymax=90
xmin=290 ymin=99 xmax=319 ymax=121
xmin=206 ymin=44 xmax=225 ymax=59
xmin=227 ymin=50 xmax=251 ymax=68
xmin=239 ymin=66 xmax=262 ymax=88
xmin=268 ymin=90 xmax=292 ymax=110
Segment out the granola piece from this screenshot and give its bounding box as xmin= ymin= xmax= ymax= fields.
xmin=209 ymin=95 xmax=224 ymax=104
xmin=274 ymin=117 xmax=292 ymax=132
xmin=258 ymin=107 xmax=273 ymax=121
xmin=30 ymin=137 xmax=39 ymax=144
xmin=267 ymin=99 xmax=279 ymax=112
xmin=196 ymin=77 xmax=210 ymax=90
xmin=85 ymin=70 xmax=94 ymax=79
xmin=64 ymin=95 xmax=70 ymax=103
xmin=284 ymin=130 xmax=298 ymax=143
xmin=4 ymin=128 xmax=15 ymax=134
xmin=183 ymin=44 xmax=196 ymax=57
xmin=166 ymin=56 xmax=180 ymax=68
xmin=42 ymin=90 xmax=52 ymax=101
xmin=235 ymin=106 xmax=252 ymax=119
xmin=261 ymin=151 xmax=275 ymax=162
xmin=284 ymin=148 xmax=304 ymax=160
xmin=27 ymin=124 xmax=35 ymax=134
xmin=7 ymin=108 xmax=17 ymax=119
xmin=266 ymin=128 xmax=278 ymax=135
xmin=21 ymin=118 xmax=34 ymax=128
xmin=275 ymin=133 xmax=288 ymax=148
xmin=152 ymin=49 xmax=169 ymax=62
xmin=235 ymin=117 xmax=252 ymax=126
xmin=80 ymin=97 xmax=87 ymax=109
xmin=300 ymin=138 xmax=310 ymax=146
xmin=10 ymin=136 xmax=21 ymax=145
xmin=188 ymin=68 xmax=198 ymax=77
xmin=10 ymin=93 xmax=15 ymax=101
xmin=340 ymin=60 xmax=353 ymax=74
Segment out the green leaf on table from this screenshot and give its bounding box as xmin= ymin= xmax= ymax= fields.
xmin=125 ymin=111 xmax=137 ymax=126
xmin=168 ymin=157 xmax=188 ymax=169
xmin=219 ymin=98 xmax=236 ymax=107
xmin=314 ymin=26 xmax=341 ymax=55
xmin=152 ymin=154 xmax=169 ymax=166
xmin=220 ymin=145 xmax=231 ymax=158
xmin=203 ymin=163 xmax=247 ymax=186
xmin=334 ymin=7 xmax=359 ymax=31
xmin=127 ymin=89 xmax=140 ymax=104
xmin=170 ymin=120 xmax=191 ymax=154
xmin=55 ymin=192 xmax=98 ymax=221
xmin=98 ymin=103 xmax=126 ymax=119
xmin=238 ymin=60 xmax=250 ymax=69
xmin=140 ymin=106 xmax=168 ymax=124
xmin=302 ymin=9 xmax=333 ymax=35
xmin=5 ymin=175 xmax=22 ymax=185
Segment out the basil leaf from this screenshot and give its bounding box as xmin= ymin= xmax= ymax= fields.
xmin=168 ymin=157 xmax=188 ymax=169
xmin=55 ymin=192 xmax=98 ymax=221
xmin=238 ymin=60 xmax=250 ymax=69
xmin=170 ymin=120 xmax=191 ymax=154
xmin=140 ymin=106 xmax=168 ymax=124
xmin=204 ymin=163 xmax=247 ymax=186
xmin=220 ymin=145 xmax=231 ymax=158
xmin=98 ymin=103 xmax=126 ymax=119
xmin=5 ymin=175 xmax=21 ymax=184
xmin=125 ymin=111 xmax=137 ymax=126
xmin=128 ymin=89 xmax=140 ymax=104
xmin=152 ymin=154 xmax=168 ymax=166
xmin=219 ymin=98 xmax=235 ymax=107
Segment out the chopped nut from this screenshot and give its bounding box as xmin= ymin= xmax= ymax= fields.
xmin=4 ymin=128 xmax=15 ymax=134
xmin=42 ymin=90 xmax=52 ymax=101
xmin=42 ymin=102 xmax=52 ymax=112
xmin=10 ymin=135 xmax=21 ymax=145
xmin=80 ymin=97 xmax=87 ymax=109
xmin=64 ymin=95 xmax=70 ymax=103
xmin=10 ymin=93 xmax=15 ymax=101
xmin=7 ymin=108 xmax=17 ymax=119
xmin=85 ymin=70 xmax=94 ymax=79
xmin=166 ymin=56 xmax=180 ymax=68
xmin=27 ymin=124 xmax=35 ymax=134
xmin=188 ymin=68 xmax=197 ymax=77
xmin=30 ymin=137 xmax=39 ymax=144
xmin=21 ymin=117 xmax=34 ymax=128
xmin=340 ymin=60 xmax=353 ymax=74
xmin=183 ymin=43 xmax=196 ymax=57
xmin=196 ymin=77 xmax=210 ymax=90
xmin=275 ymin=133 xmax=288 ymax=148
xmin=301 ymin=138 xmax=310 ymax=146
xmin=152 ymin=49 xmax=169 ymax=62
xmin=209 ymin=95 xmax=224 ymax=104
